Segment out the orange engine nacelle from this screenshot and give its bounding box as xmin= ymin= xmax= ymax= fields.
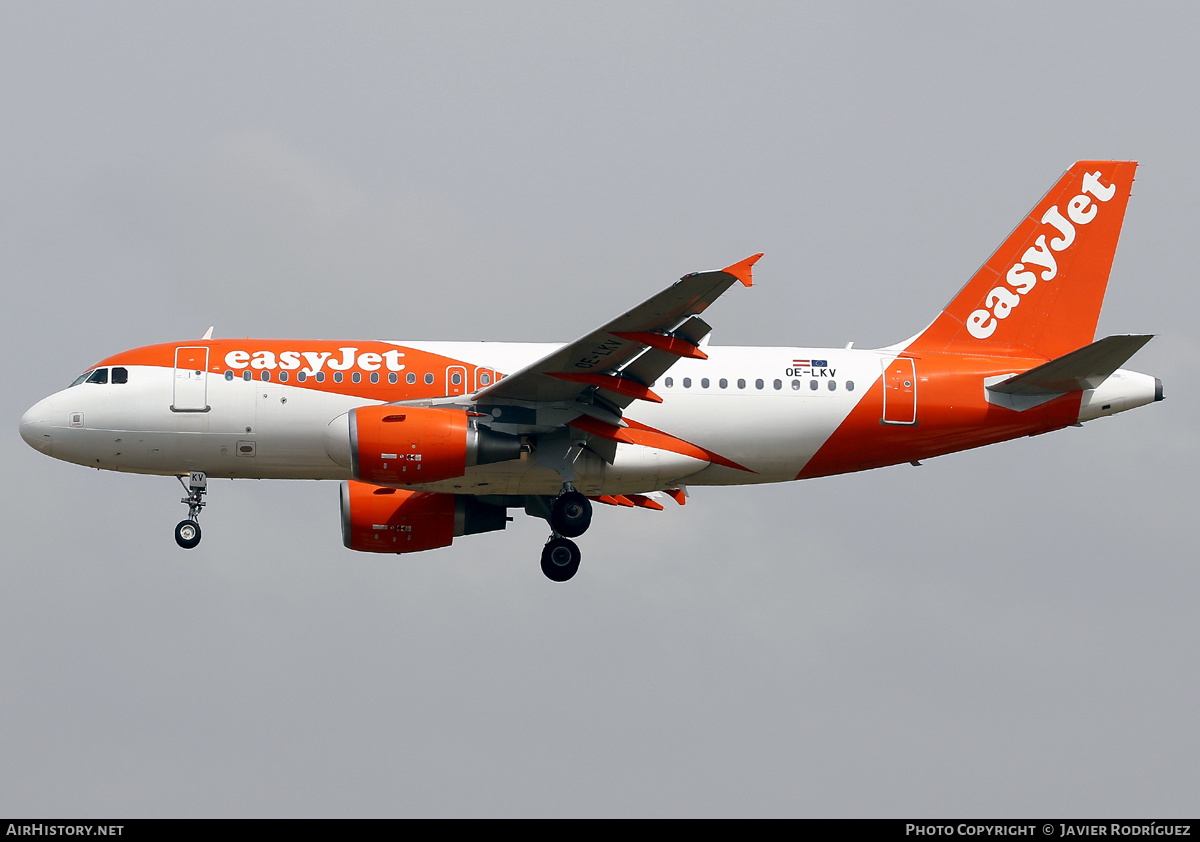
xmin=340 ymin=481 xmax=509 ymax=553
xmin=325 ymin=405 xmax=522 ymax=485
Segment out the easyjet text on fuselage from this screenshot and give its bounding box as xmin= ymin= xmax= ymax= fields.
xmin=224 ymin=347 xmax=406 ymax=376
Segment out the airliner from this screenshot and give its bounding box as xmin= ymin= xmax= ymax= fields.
xmin=19 ymin=161 xmax=1162 ymax=580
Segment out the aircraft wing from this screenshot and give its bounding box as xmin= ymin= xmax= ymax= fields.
xmin=471 ymin=254 xmax=762 ymax=411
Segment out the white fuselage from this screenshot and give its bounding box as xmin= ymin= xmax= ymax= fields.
xmin=19 ymin=340 xmax=1159 ymax=498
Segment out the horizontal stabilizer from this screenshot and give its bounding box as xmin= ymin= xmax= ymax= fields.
xmin=988 ymin=334 xmax=1153 ymax=396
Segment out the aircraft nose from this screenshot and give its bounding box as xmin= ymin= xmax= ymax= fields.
xmin=19 ymin=401 xmax=54 ymax=455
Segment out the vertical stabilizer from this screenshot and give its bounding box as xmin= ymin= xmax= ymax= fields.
xmin=907 ymin=161 xmax=1137 ymax=360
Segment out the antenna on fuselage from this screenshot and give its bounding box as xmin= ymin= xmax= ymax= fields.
xmin=202 ymin=326 xmax=214 ymax=340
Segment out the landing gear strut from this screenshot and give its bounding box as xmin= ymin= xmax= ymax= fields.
xmin=175 ymin=471 xmax=207 ymax=549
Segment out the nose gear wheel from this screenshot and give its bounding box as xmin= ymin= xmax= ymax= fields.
xmin=174 ymin=519 xmax=201 ymax=549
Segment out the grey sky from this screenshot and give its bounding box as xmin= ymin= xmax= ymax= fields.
xmin=2 ymin=1 xmax=1196 ymax=817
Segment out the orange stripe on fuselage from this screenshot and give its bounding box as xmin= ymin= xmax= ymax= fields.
xmin=796 ymin=352 xmax=1084 ymax=479
xmin=94 ymin=340 xmax=502 ymax=401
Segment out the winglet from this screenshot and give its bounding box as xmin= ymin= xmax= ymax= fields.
xmin=722 ymin=253 xmax=763 ymax=288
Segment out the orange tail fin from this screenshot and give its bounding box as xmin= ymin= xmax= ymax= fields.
xmin=908 ymin=161 xmax=1137 ymax=360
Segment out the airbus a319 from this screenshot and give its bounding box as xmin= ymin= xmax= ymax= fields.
xmin=20 ymin=161 xmax=1162 ymax=581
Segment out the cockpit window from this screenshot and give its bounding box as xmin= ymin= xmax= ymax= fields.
xmin=86 ymin=368 xmax=109 ymax=385
xmin=111 ymin=367 xmax=128 ymax=384
xmin=69 ymin=370 xmax=93 ymax=388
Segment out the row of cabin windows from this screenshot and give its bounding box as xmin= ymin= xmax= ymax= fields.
xmin=661 ymin=376 xmax=854 ymax=392
xmin=69 ymin=366 xmax=845 ymax=393
xmin=70 ymin=367 xmax=488 ymax=389
xmin=222 ymin=370 xmax=472 ymax=386
xmin=70 ymin=367 xmax=129 ymax=387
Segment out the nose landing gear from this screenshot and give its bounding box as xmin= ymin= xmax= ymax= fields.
xmin=175 ymin=471 xmax=207 ymax=549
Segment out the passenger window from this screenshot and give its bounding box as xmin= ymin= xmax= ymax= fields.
xmin=243 ymin=371 xmax=252 ymax=381
xmin=828 ymin=380 xmax=836 ymax=391
xmin=755 ymin=379 xmax=764 ymax=390
xmin=315 ymin=372 xmax=326 ymax=383
xmin=388 ymin=372 xmax=397 ymax=384
xmin=810 ymin=380 xmax=818 ymax=390
xmin=278 ymin=371 xmax=288 ymax=382
xmin=370 ymin=372 xmax=380 ymax=384
xmin=479 ymin=373 xmax=491 ymax=386
xmin=406 ymin=372 xmax=416 ymax=384
xmin=297 ymin=371 xmax=307 ymax=383
xmin=719 ymin=378 xmax=728 ymax=389
xmin=792 ymin=379 xmax=801 ymax=390
xmin=682 ymin=377 xmax=691 ymax=388
xmin=334 ymin=372 xmax=343 ymax=383
xmin=664 ymin=377 xmax=673 ymax=387
xmin=224 ymin=370 xmax=234 ymax=381
xmin=773 ymin=379 xmax=782 ymax=390
xmin=260 ymin=371 xmax=270 ymax=382
xmin=738 ymin=379 xmax=746 ymax=389
xmin=451 ymin=372 xmax=462 ymax=386
xmin=352 ymin=372 xmax=361 ymax=384
xmin=701 ymin=378 xmax=710 ymax=388
xmin=424 ymin=373 xmax=434 ymax=385
xmin=112 ymin=367 xmax=128 ymax=384
xmin=846 ymin=380 xmax=855 ymax=392
xmin=86 ymin=368 xmax=108 ymax=385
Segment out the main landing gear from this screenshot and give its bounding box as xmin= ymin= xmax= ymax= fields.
xmin=174 ymin=471 xmax=207 ymax=549
xmin=541 ymin=536 xmax=581 ymax=582
xmin=549 ymin=488 xmax=591 ymax=538
xmin=540 ymin=487 xmax=592 ymax=582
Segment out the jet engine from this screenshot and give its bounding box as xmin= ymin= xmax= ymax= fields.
xmin=326 ymin=405 xmax=521 ymax=485
xmin=340 ymin=480 xmax=509 ymax=553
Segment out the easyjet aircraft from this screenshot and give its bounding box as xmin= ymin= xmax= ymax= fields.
xmin=20 ymin=161 xmax=1162 ymax=580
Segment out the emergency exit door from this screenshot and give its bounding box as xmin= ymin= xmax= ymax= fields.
xmin=881 ymin=357 xmax=916 ymax=425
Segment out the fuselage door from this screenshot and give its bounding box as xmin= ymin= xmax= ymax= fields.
xmin=173 ymin=346 xmax=209 ymax=412
xmin=474 ymin=367 xmax=498 ymax=393
xmin=881 ymin=357 xmax=917 ymax=425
